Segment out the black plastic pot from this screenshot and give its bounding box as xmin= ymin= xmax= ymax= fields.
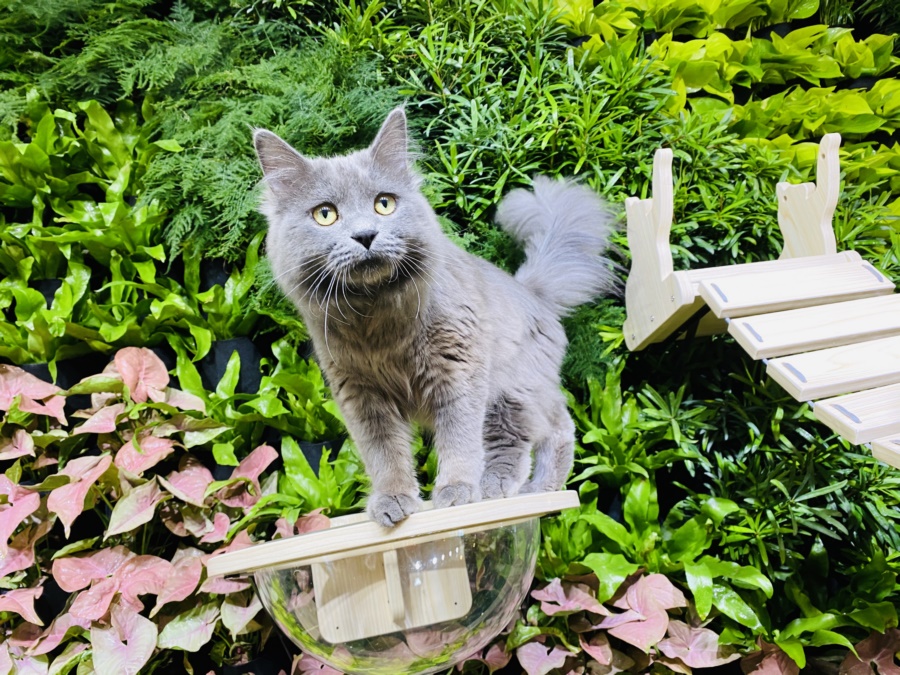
xmin=198 ymin=337 xmax=263 ymax=395
xmin=32 ymin=279 xmax=62 ymax=308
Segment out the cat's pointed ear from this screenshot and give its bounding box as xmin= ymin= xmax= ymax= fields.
xmin=253 ymin=129 xmax=310 ymax=192
xmin=369 ymin=107 xmax=409 ymax=171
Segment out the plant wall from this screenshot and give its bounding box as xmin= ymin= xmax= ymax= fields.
xmin=1 ymin=0 xmax=900 ymax=674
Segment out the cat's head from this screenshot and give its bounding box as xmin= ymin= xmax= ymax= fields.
xmin=253 ymin=108 xmax=440 ymax=308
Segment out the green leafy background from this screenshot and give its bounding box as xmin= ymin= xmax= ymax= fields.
xmin=1 ymin=0 xmax=899 ymax=672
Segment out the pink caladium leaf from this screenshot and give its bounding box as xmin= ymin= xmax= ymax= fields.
xmin=114 ymin=435 xmax=176 ymax=475
xmin=626 ymin=574 xmax=687 ymax=613
xmin=221 ymin=590 xmax=263 ymax=639
xmin=579 ymin=633 xmax=613 ymax=666
xmin=741 ymin=639 xmax=801 ymax=675
xmin=115 ymin=555 xmax=173 ymax=610
xmin=47 ymin=454 xmax=113 ymax=537
xmin=28 ymin=612 xmax=92 ymax=656
xmin=516 ymin=642 xmax=572 ymax=675
xmin=105 ymin=478 xmax=168 ymax=538
xmin=217 ymin=444 xmax=278 ymax=508
xmin=275 ymin=509 xmax=330 ymax=539
xmin=51 ymin=545 xmax=134 ymax=592
xmin=531 ymin=578 xmax=608 ymax=617
xmin=159 ymin=455 xmax=214 ymax=507
xmin=0 ymin=476 xmax=41 ymax=557
xmin=7 ymin=653 xmax=49 ymax=675
xmin=74 ymin=403 xmax=126 ymax=435
xmin=0 ymin=586 xmax=45 ymax=625
xmin=69 ymin=576 xmax=119 ymax=621
xmin=458 ymin=643 xmax=511 ymax=673
xmin=151 ymin=553 xmax=204 ymax=617
xmin=115 ymin=347 xmax=169 ymax=403
xmin=163 ymin=387 xmax=206 ymax=413
xmin=199 ymin=574 xmax=251 ymax=595
xmin=156 ymin=601 xmax=220 ymax=652
xmin=199 ymin=512 xmax=230 ymax=544
xmin=0 ymin=364 xmax=66 ymax=424
xmin=0 ymin=428 xmax=35 ymax=461
xmin=657 ymin=620 xmax=740 ymax=668
xmin=604 ymin=573 xmax=687 ymax=653
xmin=606 ymin=607 xmax=669 ymax=653
xmin=90 ymin=603 xmax=158 ymax=675
xmin=0 ymin=521 xmax=53 ymax=578
xmin=840 ymin=629 xmax=900 ymax=675
xmin=293 ymin=652 xmax=343 ymax=675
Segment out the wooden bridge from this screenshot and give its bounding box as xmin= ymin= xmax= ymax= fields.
xmin=623 ymin=133 xmax=900 ymax=468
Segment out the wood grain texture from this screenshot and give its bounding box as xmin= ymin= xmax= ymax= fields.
xmin=872 ymin=436 xmax=900 ymax=470
xmin=729 ymin=294 xmax=900 ymax=359
xmin=767 ymin=335 xmax=900 ymax=401
xmin=207 ymin=490 xmax=580 ymax=578
xmin=311 ymin=536 xmax=471 ymax=643
xmin=697 ymin=259 xmax=893 ymax=319
xmin=777 ymin=133 xmax=841 ymax=259
xmin=815 ymin=383 xmax=900 ymax=444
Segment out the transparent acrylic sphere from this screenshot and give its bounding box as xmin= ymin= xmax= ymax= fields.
xmin=254 ymin=519 xmax=540 ymax=675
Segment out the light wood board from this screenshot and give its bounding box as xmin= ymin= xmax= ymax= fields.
xmin=872 ymin=436 xmax=900 ymax=470
xmin=207 ymin=490 xmax=579 ymax=578
xmin=311 ymin=536 xmax=472 ymax=643
xmin=729 ymin=294 xmax=900 ymax=359
xmin=767 ymin=335 xmax=900 ymax=401
xmin=815 ymin=382 xmax=900 ymax=444
xmin=698 ymin=259 xmax=893 ymax=319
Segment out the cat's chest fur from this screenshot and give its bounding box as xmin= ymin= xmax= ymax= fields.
xmin=310 ymin=291 xmax=483 ymax=421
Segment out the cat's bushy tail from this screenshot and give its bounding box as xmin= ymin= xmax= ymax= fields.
xmin=495 ymin=176 xmax=616 ymax=315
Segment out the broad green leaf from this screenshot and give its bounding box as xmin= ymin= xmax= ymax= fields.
xmin=581 ymin=552 xmax=639 ymax=602
xmin=711 ymin=584 xmax=763 ymax=632
xmin=685 ymin=560 xmax=713 ymax=619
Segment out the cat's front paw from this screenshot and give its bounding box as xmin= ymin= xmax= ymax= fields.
xmin=367 ymin=492 xmax=421 ymax=527
xmin=433 ymin=482 xmax=479 ymax=509
xmin=480 ymin=471 xmax=522 ymax=499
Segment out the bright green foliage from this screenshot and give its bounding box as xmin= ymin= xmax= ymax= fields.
xmin=2 ymin=0 xmax=900 ymax=672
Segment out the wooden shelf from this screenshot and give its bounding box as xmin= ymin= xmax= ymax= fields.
xmin=872 ymin=436 xmax=900 ymax=470
xmin=767 ymin=335 xmax=900 ymax=402
xmin=729 ymin=294 xmax=900 ymax=359
xmin=698 ymin=259 xmax=894 ymax=319
xmin=815 ymin=383 xmax=900 ymax=444
xmin=206 ymin=490 xmax=580 ymax=578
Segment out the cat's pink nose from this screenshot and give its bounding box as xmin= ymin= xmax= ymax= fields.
xmin=352 ymin=231 xmax=378 ymax=250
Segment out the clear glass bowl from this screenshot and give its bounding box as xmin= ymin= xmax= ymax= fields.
xmin=254 ymin=519 xmax=540 ymax=675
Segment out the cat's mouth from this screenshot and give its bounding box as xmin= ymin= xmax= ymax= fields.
xmin=345 ymin=253 xmax=413 ymax=290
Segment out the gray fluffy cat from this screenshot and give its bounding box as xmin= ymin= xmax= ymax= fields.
xmin=254 ymin=108 xmax=614 ymax=527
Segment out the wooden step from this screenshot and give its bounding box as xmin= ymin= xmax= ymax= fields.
xmin=729 ymin=295 xmax=900 ymax=359
xmin=815 ymin=383 xmax=900 ymax=444
xmin=767 ymin=335 xmax=900 ymax=401
xmin=872 ymin=436 xmax=900 ymax=470
xmin=697 ymin=258 xmax=894 ymax=319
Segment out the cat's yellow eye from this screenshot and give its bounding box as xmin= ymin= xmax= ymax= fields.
xmin=312 ymin=203 xmax=338 ymax=226
xmin=374 ymin=194 xmax=397 ymax=216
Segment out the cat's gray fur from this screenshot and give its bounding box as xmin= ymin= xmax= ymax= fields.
xmin=254 ymin=108 xmax=615 ymax=526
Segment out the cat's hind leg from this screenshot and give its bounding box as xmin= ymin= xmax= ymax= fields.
xmin=520 ymin=396 xmax=575 ymax=493
xmin=480 ymin=395 xmax=534 ymax=499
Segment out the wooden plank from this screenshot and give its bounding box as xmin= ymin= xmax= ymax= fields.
xmin=207 ymin=490 xmax=580 ymax=578
xmin=684 ymin=251 xmax=860 ymax=287
xmin=767 ymin=335 xmax=900 ymax=401
xmin=729 ymin=294 xmax=900 ymax=359
xmin=311 ymin=535 xmax=472 ymax=643
xmin=814 ymin=383 xmax=900 ymax=444
xmin=872 ymin=436 xmax=900 ymax=470
xmin=697 ymin=259 xmax=894 ymax=319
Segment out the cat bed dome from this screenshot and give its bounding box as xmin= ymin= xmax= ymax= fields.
xmin=207 ymin=491 xmax=579 ymax=675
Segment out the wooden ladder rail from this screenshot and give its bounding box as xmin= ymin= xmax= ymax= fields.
xmin=623 ymin=133 xmax=842 ymax=351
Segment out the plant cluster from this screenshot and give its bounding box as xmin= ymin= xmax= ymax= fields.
xmin=2 ymin=0 xmax=900 ymax=673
